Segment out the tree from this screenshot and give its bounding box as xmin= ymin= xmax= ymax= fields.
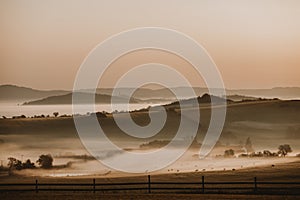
xmin=263 ymin=150 xmax=272 ymax=157
xmin=8 ymin=157 xmax=36 ymax=171
xmin=22 ymin=159 xmax=35 ymax=169
xmin=53 ymin=112 xmax=59 ymax=117
xmin=245 ymin=137 xmax=254 ymax=154
xmin=278 ymin=144 xmax=292 ymax=157
xmin=224 ymin=149 xmax=235 ymax=157
xmin=37 ymin=154 xmax=53 ymax=169
xmin=7 ymin=157 xmax=22 ymax=170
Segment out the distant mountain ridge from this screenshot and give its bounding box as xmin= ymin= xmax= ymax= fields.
xmin=1 ymin=85 xmax=300 ymax=104
xmin=95 ymin=87 xmax=300 ymax=100
xmin=227 ymin=87 xmax=300 ymax=99
xmin=0 ymin=85 xmax=69 ymax=101
xmin=23 ymin=92 xmax=139 ymax=105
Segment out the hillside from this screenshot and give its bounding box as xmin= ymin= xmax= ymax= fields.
xmin=0 ymin=99 xmax=299 ymax=153
xmin=23 ymin=92 xmax=139 ymax=105
xmin=164 ymin=93 xmax=231 ymax=108
xmin=0 ymin=85 xmax=69 ymax=102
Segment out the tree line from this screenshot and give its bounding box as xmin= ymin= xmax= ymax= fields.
xmin=7 ymin=154 xmax=53 ymax=173
xmin=224 ymin=143 xmax=292 ymax=158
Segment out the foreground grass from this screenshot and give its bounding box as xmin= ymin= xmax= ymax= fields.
xmin=1 ymin=161 xmax=300 ymax=199
xmin=0 ymin=192 xmax=299 ymax=200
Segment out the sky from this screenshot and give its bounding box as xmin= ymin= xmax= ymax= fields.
xmin=1 ymin=0 xmax=300 ymax=90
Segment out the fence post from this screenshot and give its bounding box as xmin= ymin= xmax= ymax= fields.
xmin=35 ymin=179 xmax=38 ymax=193
xmin=254 ymin=177 xmax=257 ymax=193
xmin=201 ymin=176 xmax=205 ymax=194
xmin=148 ymin=175 xmax=151 ymax=194
xmin=93 ymin=178 xmax=96 ymax=193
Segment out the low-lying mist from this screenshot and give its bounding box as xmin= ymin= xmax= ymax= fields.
xmin=0 ymin=99 xmax=300 ymax=177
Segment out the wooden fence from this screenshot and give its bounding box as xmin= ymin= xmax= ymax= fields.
xmin=1 ymin=176 xmax=300 ymax=195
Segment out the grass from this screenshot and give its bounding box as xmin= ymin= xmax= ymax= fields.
xmin=1 ymin=160 xmax=300 ymax=199
xmin=1 ymin=192 xmax=299 ymax=200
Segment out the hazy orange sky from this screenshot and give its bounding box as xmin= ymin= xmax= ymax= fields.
xmin=1 ymin=0 xmax=300 ymax=90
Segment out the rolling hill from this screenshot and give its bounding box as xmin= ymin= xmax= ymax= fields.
xmin=23 ymin=92 xmax=139 ymax=105
xmin=0 ymin=85 xmax=69 ymax=102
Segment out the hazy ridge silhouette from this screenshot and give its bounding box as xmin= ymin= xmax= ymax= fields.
xmin=1 ymin=85 xmax=300 ymax=104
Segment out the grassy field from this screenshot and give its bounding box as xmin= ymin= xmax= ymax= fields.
xmin=0 ymin=160 xmax=300 ymax=199
xmin=1 ymin=193 xmax=299 ymax=200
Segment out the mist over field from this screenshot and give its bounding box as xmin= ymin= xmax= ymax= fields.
xmin=1 ymin=1 xmax=300 ymax=199
xmin=0 ymin=93 xmax=299 ymax=177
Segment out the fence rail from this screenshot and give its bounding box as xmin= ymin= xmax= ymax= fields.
xmin=1 ymin=176 xmax=300 ymax=195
